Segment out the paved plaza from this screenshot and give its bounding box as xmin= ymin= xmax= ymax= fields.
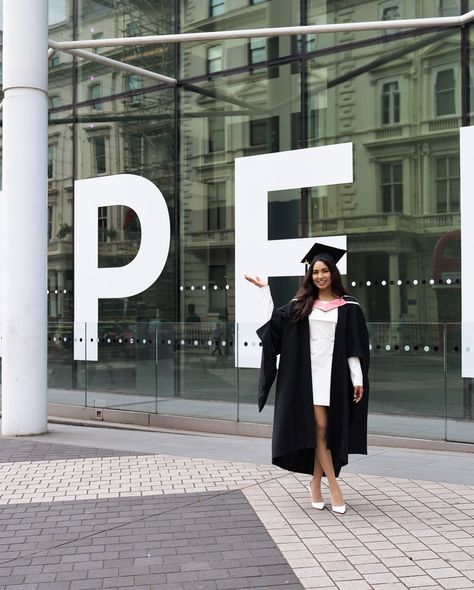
xmin=0 ymin=423 xmax=474 ymax=589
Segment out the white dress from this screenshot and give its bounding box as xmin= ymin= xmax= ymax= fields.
xmin=260 ymin=286 xmax=362 ymax=406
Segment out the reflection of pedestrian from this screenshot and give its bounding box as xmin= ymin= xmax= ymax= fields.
xmin=186 ymin=304 xmax=201 ymax=323
xmin=211 ymin=317 xmax=224 ymax=356
xmin=245 ymin=242 xmax=369 ymax=515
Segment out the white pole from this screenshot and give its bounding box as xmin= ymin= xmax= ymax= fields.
xmin=2 ymin=0 xmax=48 ymax=435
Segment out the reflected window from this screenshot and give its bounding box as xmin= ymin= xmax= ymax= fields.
xmin=128 ymin=134 xmax=144 ymax=172
xmin=209 ymin=265 xmax=226 ymax=313
xmin=207 ymin=45 xmax=223 ymax=74
xmin=48 ymin=206 xmax=53 ymax=241
xmin=380 ymin=162 xmax=403 ymax=213
xmin=250 ymin=117 xmax=279 ymax=151
xmin=249 ymin=38 xmax=267 ymax=65
xmin=91 ymin=31 xmax=104 ymax=53
xmin=92 ymin=137 xmax=107 ymax=175
xmin=436 ymin=156 xmax=460 ymax=213
xmin=208 ymin=117 xmax=225 ymax=152
xmin=98 ymin=206 xmax=107 ymax=242
xmin=381 ymin=3 xmax=401 ymax=20
xmin=88 ymin=83 xmax=102 ymax=111
xmin=49 ymin=95 xmax=61 ymax=109
xmin=81 ymin=0 xmax=114 ymax=18
xmin=48 ymin=145 xmax=54 ymax=179
xmin=381 ymin=81 xmax=400 ymax=125
xmin=439 ymin=0 xmax=458 ymax=16
xmin=51 ymin=53 xmax=61 ymax=67
xmin=210 ymin=0 xmax=225 ymax=16
xmin=126 ymin=74 xmax=143 ymax=105
xmin=208 ymin=182 xmax=227 ymax=230
xmin=293 ymin=34 xmax=317 ymax=54
xmin=435 ymin=69 xmax=456 ymax=116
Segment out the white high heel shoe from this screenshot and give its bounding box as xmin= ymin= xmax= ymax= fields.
xmin=331 ymin=503 xmax=346 ymax=514
xmin=329 ymin=489 xmax=346 ymax=514
xmin=308 ymin=483 xmax=325 ymax=510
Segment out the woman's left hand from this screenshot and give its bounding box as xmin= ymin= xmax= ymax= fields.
xmin=353 ymin=386 xmax=364 ymax=403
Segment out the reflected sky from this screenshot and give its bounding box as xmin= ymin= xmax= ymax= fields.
xmin=0 ymin=0 xmax=67 ymax=28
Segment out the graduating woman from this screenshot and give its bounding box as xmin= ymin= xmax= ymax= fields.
xmin=245 ymin=243 xmax=369 ymax=514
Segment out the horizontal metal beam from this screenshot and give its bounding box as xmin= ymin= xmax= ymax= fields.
xmin=48 ymin=40 xmax=177 ymax=86
xmin=50 ymin=11 xmax=474 ymax=50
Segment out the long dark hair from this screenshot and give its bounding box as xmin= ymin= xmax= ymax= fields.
xmin=291 ymin=253 xmax=350 ymax=321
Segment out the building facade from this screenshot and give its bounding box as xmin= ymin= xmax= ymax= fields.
xmin=1 ymin=0 xmax=473 ymax=442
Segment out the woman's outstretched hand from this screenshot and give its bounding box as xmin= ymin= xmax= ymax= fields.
xmin=244 ymin=275 xmax=268 ymax=288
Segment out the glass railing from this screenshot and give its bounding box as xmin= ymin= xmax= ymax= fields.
xmin=3 ymin=320 xmax=474 ymax=444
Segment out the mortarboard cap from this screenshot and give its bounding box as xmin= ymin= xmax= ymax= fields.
xmin=301 ymin=242 xmax=347 ymax=265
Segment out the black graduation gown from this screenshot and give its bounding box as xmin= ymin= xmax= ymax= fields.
xmin=256 ymin=295 xmax=370 ymax=477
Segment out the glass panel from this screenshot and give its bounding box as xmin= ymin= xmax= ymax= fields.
xmin=48 ymin=322 xmax=87 ymax=407
xmin=159 ymin=321 xmax=238 ymax=420
xmin=446 ymin=323 xmax=474 ymax=443
xmin=306 ymin=30 xmax=461 ymax=329
xmin=368 ymin=322 xmax=446 ymax=439
xmin=85 ymin=321 xmax=158 ymax=412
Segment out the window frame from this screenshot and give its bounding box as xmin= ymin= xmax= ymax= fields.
xmin=207 ymin=181 xmax=227 ymax=231
xmin=380 ymin=79 xmax=401 ymax=126
xmin=98 ymin=206 xmax=108 ymax=243
xmin=434 ymin=66 xmax=457 ymax=118
xmin=91 ymin=136 xmax=107 ymax=176
xmin=88 ymin=82 xmax=103 ymax=111
xmin=435 ymin=154 xmax=460 ymax=213
xmin=207 ymin=44 xmax=223 ymax=75
xmin=210 ymin=0 xmax=225 ymax=17
xmin=379 ymin=1 xmax=402 ymax=21
xmin=48 ymin=145 xmax=54 ymax=180
xmin=248 ymin=37 xmax=267 ymax=66
xmin=380 ymin=161 xmax=404 ymax=213
xmin=208 ymin=116 xmax=225 ymax=153
xmin=125 ymin=74 xmax=144 ymax=105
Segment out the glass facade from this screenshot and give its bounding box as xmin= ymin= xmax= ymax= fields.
xmin=1 ymin=0 xmax=473 ymax=442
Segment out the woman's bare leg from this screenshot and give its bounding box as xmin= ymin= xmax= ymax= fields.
xmin=311 ymin=454 xmax=324 ymax=502
xmin=313 ymin=405 xmax=344 ymax=507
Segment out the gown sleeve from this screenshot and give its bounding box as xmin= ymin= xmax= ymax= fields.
xmin=347 ymin=357 xmax=363 ymax=386
xmin=256 ymin=288 xmax=288 ymax=412
xmin=345 ymin=302 xmax=370 ymax=391
xmin=260 ymin=285 xmax=274 ymax=323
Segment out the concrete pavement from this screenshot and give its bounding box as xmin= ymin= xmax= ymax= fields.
xmin=0 ymin=422 xmax=473 ymax=589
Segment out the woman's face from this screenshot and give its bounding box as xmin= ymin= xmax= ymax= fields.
xmin=312 ymin=260 xmax=332 ymax=292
